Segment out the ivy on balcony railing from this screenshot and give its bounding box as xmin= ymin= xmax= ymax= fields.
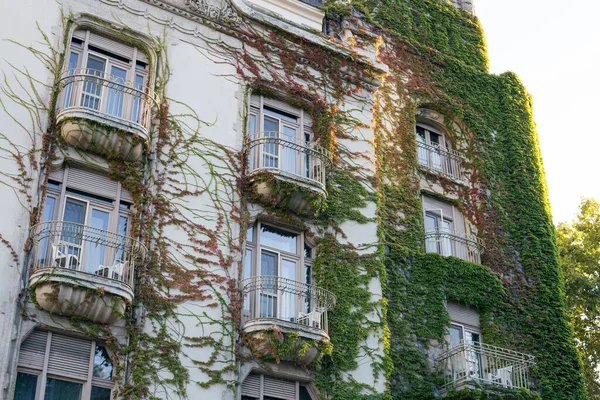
xmin=424 ymin=228 xmax=483 ymax=264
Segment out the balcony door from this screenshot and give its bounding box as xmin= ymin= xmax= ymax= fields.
xmin=245 ymin=223 xmax=313 ymax=324
xmin=61 ymin=196 xmax=111 ymax=275
xmin=65 ymin=30 xmax=149 ymax=125
xmin=248 ymin=97 xmax=315 ymax=181
xmin=416 ymin=124 xmax=452 ymax=173
xmin=425 ymin=209 xmax=453 ymax=256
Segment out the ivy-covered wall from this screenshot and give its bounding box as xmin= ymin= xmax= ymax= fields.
xmin=334 ymin=0 xmax=587 ymax=398
xmin=0 ymin=0 xmax=586 ymax=399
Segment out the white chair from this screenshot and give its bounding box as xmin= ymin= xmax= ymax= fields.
xmin=97 ymin=262 xmax=125 ymax=281
xmin=297 ymin=307 xmax=326 ymax=329
xmin=52 ymin=243 xmax=79 ymax=269
xmin=489 ymin=365 xmax=513 ymax=387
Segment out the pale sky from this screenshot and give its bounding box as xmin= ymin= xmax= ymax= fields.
xmin=476 ymin=0 xmax=600 ymax=224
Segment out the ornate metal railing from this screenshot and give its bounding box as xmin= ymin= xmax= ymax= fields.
xmin=57 ymin=68 xmax=157 ymax=135
xmin=424 ymin=228 xmax=483 ymax=264
xmin=29 ymin=221 xmax=147 ymax=287
xmin=248 ymin=132 xmax=331 ymax=192
xmin=436 ymin=341 xmax=536 ymax=392
xmin=417 ymin=141 xmax=466 ymax=181
xmin=241 ymin=276 xmax=336 ymax=334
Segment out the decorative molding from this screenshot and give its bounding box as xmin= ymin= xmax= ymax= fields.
xmin=184 ymin=0 xmax=242 ymax=23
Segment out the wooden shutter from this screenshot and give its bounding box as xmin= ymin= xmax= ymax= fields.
xmin=66 ymin=167 xmax=119 ymax=199
xmin=448 ymin=302 xmax=480 ymax=329
xmin=17 ymin=330 xmax=48 ymax=370
xmin=241 ymin=373 xmax=260 ymax=398
xmin=47 ymin=333 xmax=92 ymax=380
xmin=264 ymin=375 xmax=297 ymax=400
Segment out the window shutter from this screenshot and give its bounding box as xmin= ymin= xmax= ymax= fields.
xmin=88 ymin=32 xmax=136 ymax=61
xmin=66 ymin=167 xmax=119 ymax=199
xmin=48 ymin=167 xmax=65 ymax=183
xmin=264 ymin=375 xmax=297 ymax=399
xmin=241 ymin=373 xmax=260 ymax=398
xmin=422 ymin=196 xmax=453 ymax=219
xmin=17 ymin=330 xmax=48 ymax=370
xmin=250 ymin=95 xmax=261 ymax=108
xmin=72 ymin=30 xmax=86 ymax=41
xmin=448 ymin=302 xmax=480 ymax=329
xmin=47 ymin=333 xmax=92 ymax=380
xmin=263 ymin=98 xmax=300 ymax=117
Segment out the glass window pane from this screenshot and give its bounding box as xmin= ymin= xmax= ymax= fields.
xmin=244 ymin=249 xmax=253 ymax=280
xmin=449 ymin=324 xmax=463 ymax=348
xmin=281 ymin=259 xmax=297 ymax=321
xmin=260 ymin=251 xmax=278 ymax=278
xmin=14 ymin=372 xmax=37 ymax=400
xmin=264 ymin=105 xmax=298 ymax=123
xmin=90 ymin=386 xmax=112 ymax=400
xmin=246 ymin=226 xmax=254 ymax=243
xmin=264 ymin=116 xmax=279 ymax=137
xmin=260 ymin=225 xmax=297 ymax=254
xmin=84 ymin=209 xmax=110 ymax=274
xmin=304 ymin=244 xmax=312 ymax=259
xmin=64 ymin=198 xmax=86 ymax=225
xmin=93 ymin=345 xmax=113 ymax=380
xmin=300 ymin=386 xmax=314 ymax=400
xmin=44 ymin=378 xmax=82 ymax=400
xmin=37 ymin=196 xmax=56 ymax=266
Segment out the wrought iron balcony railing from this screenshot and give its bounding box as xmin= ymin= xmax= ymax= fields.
xmin=248 ymin=132 xmax=331 ymax=192
xmin=29 ymin=221 xmax=147 ymax=287
xmin=436 ymin=341 xmax=536 ymax=392
xmin=57 ymin=68 xmax=157 ymax=135
xmin=417 ymin=141 xmax=466 ymax=181
xmin=241 ymin=275 xmax=336 ymax=334
xmin=424 ymin=228 xmax=483 ymax=264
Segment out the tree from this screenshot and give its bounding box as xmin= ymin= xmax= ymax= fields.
xmin=557 ymin=198 xmax=600 ymax=399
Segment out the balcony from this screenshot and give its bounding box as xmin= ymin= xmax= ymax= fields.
xmin=29 ymin=221 xmax=147 ymax=324
xmin=56 ymin=68 xmax=157 ymax=161
xmin=241 ymin=276 xmax=336 ymax=364
xmin=425 ymin=228 xmax=483 ymax=264
xmin=436 ymin=341 xmax=536 ymax=394
xmin=417 ymin=141 xmax=466 ymax=182
xmin=247 ymin=132 xmax=330 ymax=214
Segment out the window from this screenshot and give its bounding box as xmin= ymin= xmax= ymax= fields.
xmin=248 ymin=96 xmax=326 ymax=188
xmin=244 ymin=222 xmax=313 ymax=321
xmin=241 ymin=373 xmax=315 ymax=400
xmin=416 ymin=124 xmax=463 ymax=180
xmin=13 ymin=330 xmax=113 ymax=400
xmin=447 ymin=302 xmax=483 ymax=382
xmin=423 ymin=195 xmax=464 ymax=257
xmin=62 ymin=30 xmax=149 ymax=125
xmin=35 ymin=166 xmax=133 ymax=279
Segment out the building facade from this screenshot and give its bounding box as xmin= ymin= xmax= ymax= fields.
xmin=0 ymin=0 xmax=585 ymax=399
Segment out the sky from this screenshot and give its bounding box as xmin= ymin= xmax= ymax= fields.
xmin=475 ymin=0 xmax=600 ymax=224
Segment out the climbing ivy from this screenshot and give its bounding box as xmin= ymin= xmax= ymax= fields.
xmin=0 ymin=0 xmax=586 ymax=399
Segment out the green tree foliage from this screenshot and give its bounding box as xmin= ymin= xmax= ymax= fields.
xmin=557 ymin=198 xmax=600 ymax=399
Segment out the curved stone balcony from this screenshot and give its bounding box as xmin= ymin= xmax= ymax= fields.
xmin=247 ymin=133 xmax=331 ymax=214
xmin=56 ymin=68 xmax=157 ymax=161
xmin=29 ymin=221 xmax=147 ymax=324
xmin=436 ymin=341 xmax=536 ymax=395
xmin=241 ymin=275 xmax=336 ymax=364
xmin=417 ymin=141 xmax=466 ymax=182
xmin=424 ymin=228 xmax=483 ymax=264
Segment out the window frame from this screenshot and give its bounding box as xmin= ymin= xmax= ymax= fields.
xmin=248 ymin=96 xmax=316 ymax=181
xmin=64 ymin=30 xmax=149 ymax=124
xmin=245 ymin=221 xmax=313 ymax=284
xmin=14 ymin=331 xmax=115 ymax=400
